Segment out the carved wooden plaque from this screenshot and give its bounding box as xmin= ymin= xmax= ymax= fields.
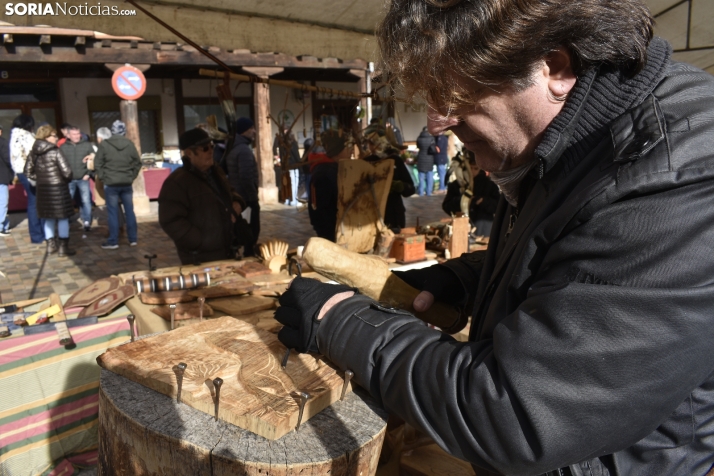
xmin=335 ymin=159 xmax=393 ymax=253
xmin=97 ymin=316 xmax=350 ymax=440
xmin=65 ymin=277 xmax=121 ymax=308
xmin=78 ymin=284 xmax=135 ymax=317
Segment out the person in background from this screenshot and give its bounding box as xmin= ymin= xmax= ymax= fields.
xmin=10 ymin=114 xmax=44 ymax=243
xmin=60 ymin=126 xmax=95 ymax=231
xmin=307 ymin=131 xmax=352 ymax=241
xmin=415 ymin=126 xmax=435 ymax=196
xmin=93 ymin=120 xmax=141 ymax=249
xmin=56 ymin=123 xmax=72 ymax=147
xmin=0 ymin=125 xmax=12 ymax=236
xmin=442 ymin=150 xmax=500 ymax=236
xmin=363 ymin=132 xmax=415 ymax=232
xmin=298 ymin=137 xmax=314 ymax=202
xmin=23 ymin=125 xmax=75 ymax=256
xmin=433 ymin=132 xmax=449 ymax=193
xmin=273 ymin=127 xmax=301 ymax=206
xmin=225 ymin=117 xmax=260 ymax=257
xmin=159 ymin=128 xmax=247 ymax=265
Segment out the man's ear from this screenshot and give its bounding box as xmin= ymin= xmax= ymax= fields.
xmin=545 ymin=48 xmax=577 ymax=98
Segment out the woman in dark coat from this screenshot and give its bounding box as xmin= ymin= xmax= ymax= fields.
xmin=24 ymin=125 xmax=76 ymax=256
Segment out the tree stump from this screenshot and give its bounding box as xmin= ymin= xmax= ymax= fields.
xmin=98 ymin=369 xmax=388 ymax=475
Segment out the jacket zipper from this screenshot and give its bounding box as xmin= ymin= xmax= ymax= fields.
xmin=505 ymin=212 xmax=517 ymax=238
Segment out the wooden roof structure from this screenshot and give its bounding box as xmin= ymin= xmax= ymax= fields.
xmin=0 ymin=23 xmax=368 ymax=81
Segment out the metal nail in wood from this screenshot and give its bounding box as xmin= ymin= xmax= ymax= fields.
xmin=341 ymin=370 xmax=354 ymax=401
xmin=176 ymin=362 xmax=187 ymax=403
xmin=281 ymin=348 xmax=291 ymax=370
xmin=127 ymin=314 xmax=135 ymax=342
xmin=169 ymin=304 xmax=177 ymax=330
xmin=213 ymin=377 xmax=223 ymax=421
xmin=198 ymin=297 xmax=205 ymax=321
xmin=295 ymin=391 xmax=310 ymax=431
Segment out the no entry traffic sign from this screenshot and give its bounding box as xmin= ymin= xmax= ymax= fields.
xmin=112 ymin=65 xmax=146 ymax=101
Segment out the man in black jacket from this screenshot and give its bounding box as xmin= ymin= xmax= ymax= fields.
xmin=0 ymin=125 xmax=12 ymax=236
xmin=273 ymin=1 xmax=714 ymax=475
xmin=159 ymin=128 xmax=246 ymax=265
xmin=225 ymin=117 xmax=259 ymax=257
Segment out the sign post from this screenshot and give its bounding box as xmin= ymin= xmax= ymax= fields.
xmin=111 ymin=64 xmax=150 ymax=216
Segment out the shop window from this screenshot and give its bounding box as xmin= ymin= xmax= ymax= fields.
xmin=87 ymin=96 xmax=162 ymax=154
xmin=0 ymin=80 xmax=62 ymax=131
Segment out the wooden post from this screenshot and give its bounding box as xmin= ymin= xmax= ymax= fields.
xmin=243 ymin=66 xmax=284 ymax=204
xmin=174 ymin=78 xmax=185 ymax=135
xmin=349 ymin=69 xmax=369 ymax=128
xmin=449 ymin=216 xmax=470 ymax=260
xmin=119 ymin=100 xmax=151 ymax=216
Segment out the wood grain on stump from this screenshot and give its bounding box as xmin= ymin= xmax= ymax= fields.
xmin=99 ymin=369 xmax=388 ymax=475
xmin=97 ymin=317 xmax=349 ymax=440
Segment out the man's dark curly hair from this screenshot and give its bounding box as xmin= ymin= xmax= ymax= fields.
xmin=377 ymin=0 xmax=654 ymax=107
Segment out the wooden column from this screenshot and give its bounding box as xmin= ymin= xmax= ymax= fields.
xmin=119 ymin=100 xmax=151 ymax=216
xmin=243 ymin=66 xmax=283 ymax=204
xmin=174 ymin=78 xmax=185 ymax=136
xmin=349 ymin=69 xmax=368 ymax=128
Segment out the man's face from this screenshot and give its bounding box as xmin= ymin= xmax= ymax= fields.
xmin=241 ymin=126 xmax=256 ymax=141
xmin=427 ymin=68 xmax=564 ymax=173
xmin=185 ymin=142 xmax=214 ymax=172
xmin=68 ymin=129 xmax=82 ymax=144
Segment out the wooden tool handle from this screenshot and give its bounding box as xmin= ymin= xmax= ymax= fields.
xmin=302 ymin=238 xmax=467 ymax=334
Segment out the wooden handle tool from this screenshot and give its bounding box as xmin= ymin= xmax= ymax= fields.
xmin=302 ymin=237 xmax=467 ymax=334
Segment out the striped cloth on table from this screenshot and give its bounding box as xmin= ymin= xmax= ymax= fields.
xmin=0 ymin=316 xmax=130 ymax=475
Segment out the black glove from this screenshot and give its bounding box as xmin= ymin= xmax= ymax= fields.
xmin=393 ymin=265 xmax=465 ymax=304
xmin=275 ymin=277 xmax=356 ymax=354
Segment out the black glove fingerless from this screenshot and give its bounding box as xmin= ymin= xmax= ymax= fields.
xmin=274 ymin=277 xmax=356 ymax=354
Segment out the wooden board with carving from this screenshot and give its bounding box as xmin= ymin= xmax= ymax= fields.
xmin=64 ymin=277 xmax=121 ymax=308
xmin=209 ymin=295 xmax=277 ymax=316
xmin=97 ymin=316 xmax=348 ymax=440
xmin=138 ymin=289 xmax=196 ymax=305
xmin=335 ymin=159 xmax=393 ymax=253
xmin=77 ymin=285 xmax=135 ymax=318
xmin=187 ymin=280 xmax=255 ymax=299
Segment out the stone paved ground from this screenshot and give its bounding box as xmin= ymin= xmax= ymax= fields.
xmin=0 ymin=195 xmax=447 ymax=303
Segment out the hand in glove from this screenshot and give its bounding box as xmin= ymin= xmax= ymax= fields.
xmin=274 ymin=277 xmax=356 ymax=354
xmin=393 ymin=265 xmax=465 ymax=312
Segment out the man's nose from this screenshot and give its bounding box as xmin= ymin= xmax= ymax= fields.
xmin=427 ymin=107 xmax=460 ymax=135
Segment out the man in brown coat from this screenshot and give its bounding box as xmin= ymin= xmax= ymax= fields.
xmin=158 ymin=129 xmax=246 ymax=265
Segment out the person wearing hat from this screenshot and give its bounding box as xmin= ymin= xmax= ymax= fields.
xmin=159 ymin=128 xmax=248 ymax=265
xmin=93 ymin=119 xmax=142 ymax=249
xmin=225 ymin=117 xmax=260 ymax=256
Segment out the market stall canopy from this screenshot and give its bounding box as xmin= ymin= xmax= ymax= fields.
xmin=0 ymin=0 xmax=712 ymax=71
